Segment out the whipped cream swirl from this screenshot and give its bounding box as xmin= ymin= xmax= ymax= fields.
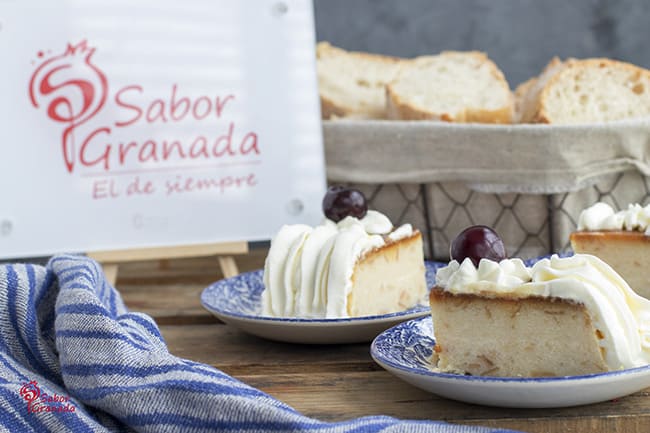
xmin=436 ymin=254 xmax=650 ymax=370
xmin=262 ymin=210 xmax=414 ymax=318
xmin=578 ymin=202 xmax=650 ymax=234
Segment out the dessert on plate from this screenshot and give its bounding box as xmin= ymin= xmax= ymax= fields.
xmin=429 ymin=225 xmax=650 ymax=377
xmin=262 ymin=186 xmax=427 ymax=319
xmin=570 ymin=202 xmax=650 ymax=299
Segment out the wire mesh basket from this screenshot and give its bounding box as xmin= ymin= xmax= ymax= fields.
xmin=324 ymin=120 xmax=650 ymax=261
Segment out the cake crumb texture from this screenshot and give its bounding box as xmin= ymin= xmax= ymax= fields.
xmin=429 ymin=289 xmax=609 ymax=377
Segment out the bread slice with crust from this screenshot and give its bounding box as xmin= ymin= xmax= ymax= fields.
xmin=515 ymin=57 xmax=650 ymax=123
xmin=316 ymin=42 xmax=403 ymax=119
xmin=514 ymin=57 xmax=563 ymax=123
xmin=386 ymin=51 xmax=514 ymax=123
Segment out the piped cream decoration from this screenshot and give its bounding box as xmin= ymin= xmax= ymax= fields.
xmin=578 ymin=202 xmax=650 ymax=234
xmin=436 ymin=254 xmax=650 ymax=370
xmin=263 ymin=211 xmax=415 ymax=318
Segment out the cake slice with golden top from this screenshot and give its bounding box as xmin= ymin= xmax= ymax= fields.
xmin=262 ymin=186 xmax=427 ymax=319
xmin=570 ymin=202 xmax=650 ymax=299
xmin=430 ymin=225 xmax=650 ymax=377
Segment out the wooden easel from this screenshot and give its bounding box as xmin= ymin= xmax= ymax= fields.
xmin=87 ymin=241 xmax=249 ymax=286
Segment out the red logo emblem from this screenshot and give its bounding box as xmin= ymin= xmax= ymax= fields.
xmin=29 ymin=40 xmax=108 ymax=173
xmin=19 ymin=380 xmax=40 ymax=404
xmin=20 ymin=380 xmax=76 ymax=413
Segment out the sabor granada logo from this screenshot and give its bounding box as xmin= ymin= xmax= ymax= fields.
xmin=20 ymin=380 xmax=76 ymax=413
xmin=29 ymin=40 xmax=108 ymax=173
xmin=27 ymin=40 xmax=260 ymax=180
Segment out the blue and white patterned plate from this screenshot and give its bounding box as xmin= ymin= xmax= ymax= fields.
xmin=371 ymin=316 xmax=650 ymax=408
xmin=200 ymin=261 xmax=445 ymax=344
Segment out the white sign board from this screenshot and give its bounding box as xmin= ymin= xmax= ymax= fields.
xmin=0 ymin=0 xmax=326 ymax=259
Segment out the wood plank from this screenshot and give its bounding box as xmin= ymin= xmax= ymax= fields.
xmin=160 ymin=323 xmax=650 ymax=432
xmin=122 ymin=250 xmax=650 ymax=432
xmin=160 ymin=324 xmax=374 ymax=373
xmin=217 ymin=255 xmax=240 ymax=278
xmin=88 ymin=241 xmax=248 ymax=262
xmin=116 ymin=247 xmax=266 ymax=283
xmin=102 ymin=263 xmax=119 ymax=287
xmin=237 ymin=371 xmax=650 ymax=433
xmin=118 ymin=248 xmax=267 ymax=324
xmin=120 ymin=282 xmax=220 ymax=325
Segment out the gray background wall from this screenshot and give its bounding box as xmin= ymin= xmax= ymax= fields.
xmin=313 ymin=0 xmax=650 ymax=87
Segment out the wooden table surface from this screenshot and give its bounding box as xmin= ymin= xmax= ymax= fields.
xmin=115 ymin=248 xmax=650 ymax=433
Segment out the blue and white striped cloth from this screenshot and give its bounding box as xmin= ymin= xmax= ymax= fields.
xmin=0 ymin=254 xmax=519 ymax=432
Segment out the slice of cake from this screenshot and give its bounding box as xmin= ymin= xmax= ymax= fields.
xmin=262 ymin=186 xmax=427 ymax=318
xmin=316 ymin=42 xmax=403 ymax=120
xmin=570 ymin=202 xmax=650 ymax=299
xmin=515 ymin=57 xmax=650 ymax=123
xmin=386 ymin=51 xmax=513 ymax=123
xmin=431 ymin=253 xmax=650 ymax=377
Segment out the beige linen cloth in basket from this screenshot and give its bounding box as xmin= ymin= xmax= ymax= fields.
xmin=324 ymin=119 xmax=650 ymax=194
xmin=323 ymin=119 xmax=650 ymax=259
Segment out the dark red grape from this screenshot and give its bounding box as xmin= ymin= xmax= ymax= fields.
xmin=322 ymin=186 xmax=368 ymax=222
xmin=450 ymin=225 xmax=507 ymax=266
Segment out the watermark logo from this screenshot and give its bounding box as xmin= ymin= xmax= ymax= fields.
xmin=20 ymin=380 xmax=76 ymax=413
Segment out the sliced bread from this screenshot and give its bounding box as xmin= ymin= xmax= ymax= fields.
xmin=316 ymin=42 xmax=402 ymax=119
xmin=515 ymin=57 xmax=650 ymax=123
xmin=386 ymin=51 xmax=513 ymax=123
